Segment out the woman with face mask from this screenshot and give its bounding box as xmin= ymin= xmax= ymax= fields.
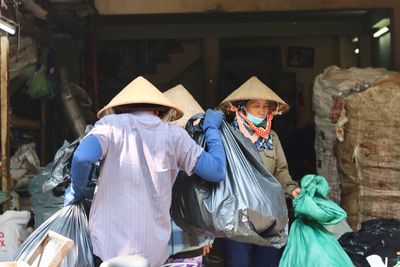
xmin=218 ymin=76 xmax=301 ymax=267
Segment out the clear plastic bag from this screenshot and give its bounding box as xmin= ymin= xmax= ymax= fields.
xmin=13 ymin=203 xmax=95 ymax=267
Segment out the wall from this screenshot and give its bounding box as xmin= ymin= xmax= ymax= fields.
xmin=53 ymin=38 xmax=82 ymax=84
xmin=221 ymin=36 xmax=358 ymax=128
xmin=51 ymin=34 xmax=359 ymax=129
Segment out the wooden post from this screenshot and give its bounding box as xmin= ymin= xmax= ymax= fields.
xmin=202 ymin=37 xmax=220 ymax=108
xmin=1 ymin=36 xmax=10 ymax=209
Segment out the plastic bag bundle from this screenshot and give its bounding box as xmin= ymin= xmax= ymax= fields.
xmin=339 ymin=219 xmax=400 ymax=267
xmin=171 ymin=115 xmax=288 ymax=247
xmin=279 ymin=174 xmax=353 ymax=267
xmin=13 ymin=203 xmax=95 ymax=267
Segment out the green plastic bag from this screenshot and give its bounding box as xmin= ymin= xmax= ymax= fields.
xmin=279 ymin=175 xmax=354 ymax=267
xmin=28 ymin=66 xmax=55 ymax=100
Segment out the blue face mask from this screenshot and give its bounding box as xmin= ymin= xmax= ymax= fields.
xmin=246 ymin=112 xmax=266 ymax=126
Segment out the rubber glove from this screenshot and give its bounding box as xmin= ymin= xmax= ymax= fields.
xmin=194 ymin=109 xmax=226 ymax=182
xmin=203 ymin=109 xmax=223 ymax=130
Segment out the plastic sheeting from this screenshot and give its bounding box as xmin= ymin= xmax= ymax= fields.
xmin=279 ymin=175 xmax=353 ymax=267
xmin=339 ymin=219 xmax=400 ymax=267
xmin=10 ymin=143 xmax=40 ymax=189
xmin=13 ymin=203 xmax=95 ymax=267
xmin=9 ymin=37 xmax=37 ymax=80
xmin=171 ymin=115 xmax=288 ymax=247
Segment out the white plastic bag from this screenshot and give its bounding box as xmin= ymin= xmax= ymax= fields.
xmin=0 ymin=210 xmax=32 ymax=261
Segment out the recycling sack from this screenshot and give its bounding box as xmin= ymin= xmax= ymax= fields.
xmin=171 ymin=114 xmax=288 ymax=247
xmin=13 ymin=203 xmax=95 ymax=267
xmin=279 ymin=175 xmax=353 ymax=267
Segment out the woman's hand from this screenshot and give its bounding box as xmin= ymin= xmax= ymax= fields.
xmin=291 ymin=187 xmax=301 ymax=198
xmin=203 ymin=243 xmax=213 ymax=256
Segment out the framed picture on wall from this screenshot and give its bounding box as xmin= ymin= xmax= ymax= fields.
xmin=287 ymin=47 xmax=314 ymax=68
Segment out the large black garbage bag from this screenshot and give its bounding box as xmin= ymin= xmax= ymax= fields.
xmin=42 ymin=139 xmax=79 ymax=193
xmin=42 ymin=125 xmax=99 ymax=197
xmin=13 ymin=203 xmax=95 ymax=267
xmin=171 ymin=115 xmax=288 ymax=247
xmin=339 ymin=219 xmax=400 ymax=267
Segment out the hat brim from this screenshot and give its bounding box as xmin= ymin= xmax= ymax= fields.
xmin=96 ymin=76 xmax=184 ymax=121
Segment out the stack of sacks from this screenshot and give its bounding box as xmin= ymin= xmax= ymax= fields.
xmin=312 ymin=66 xmax=394 ymax=203
xmin=336 ymin=77 xmax=400 ymax=229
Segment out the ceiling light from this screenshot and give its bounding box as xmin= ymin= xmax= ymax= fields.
xmin=372 ymin=18 xmax=390 ymax=29
xmin=373 ymin=26 xmax=389 ymax=38
xmin=0 ymin=16 xmax=17 ymax=35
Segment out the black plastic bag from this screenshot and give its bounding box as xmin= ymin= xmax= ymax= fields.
xmin=14 ymin=203 xmax=95 ymax=267
xmin=171 ymin=114 xmax=288 ymax=247
xmin=42 ymin=139 xmax=79 ymax=194
xmin=339 ymin=219 xmax=400 ymax=267
xmin=28 ymin=163 xmax=64 ymax=226
xmin=42 ymin=125 xmax=99 ymax=197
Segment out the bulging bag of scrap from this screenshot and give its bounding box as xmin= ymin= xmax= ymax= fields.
xmin=171 ymin=114 xmax=288 ymax=247
xmin=279 ymin=175 xmax=353 ymax=267
xmin=13 ymin=203 xmax=94 ymax=267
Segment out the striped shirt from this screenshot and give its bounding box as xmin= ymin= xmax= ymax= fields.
xmin=86 ymin=112 xmax=203 ymax=267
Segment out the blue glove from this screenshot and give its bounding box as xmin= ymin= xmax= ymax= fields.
xmin=194 ymin=110 xmax=226 ymax=182
xmin=203 ymin=109 xmax=223 ymax=130
xmin=64 ymin=135 xmax=102 ymax=206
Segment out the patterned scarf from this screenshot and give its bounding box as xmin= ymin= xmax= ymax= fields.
xmin=230 ymin=101 xmax=274 ymax=151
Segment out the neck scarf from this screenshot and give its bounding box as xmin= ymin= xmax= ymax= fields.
xmin=230 ymin=102 xmax=274 ymax=151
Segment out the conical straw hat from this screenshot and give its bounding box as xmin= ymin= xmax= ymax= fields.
xmin=97 ymin=76 xmax=183 ymax=121
xmin=219 ymin=76 xmax=289 ymax=115
xmin=163 ymin=84 xmax=205 ymax=128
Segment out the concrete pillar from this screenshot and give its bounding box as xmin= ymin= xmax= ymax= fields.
xmin=202 ymin=37 xmax=220 ymax=108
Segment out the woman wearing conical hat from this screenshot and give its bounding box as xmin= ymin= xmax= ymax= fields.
xmin=63 ymin=76 xmax=227 ymax=267
xmin=219 ymin=76 xmax=300 ymax=267
xmin=163 ymin=84 xmax=213 ymax=265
